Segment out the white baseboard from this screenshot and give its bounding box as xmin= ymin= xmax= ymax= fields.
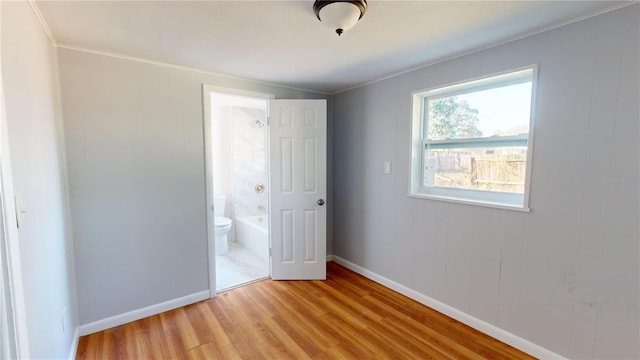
xmin=77 ymin=290 xmax=210 ymax=336
xmin=67 ymin=327 xmax=80 ymax=360
xmin=326 ymin=254 xmax=333 ymax=262
xmin=331 ymin=256 xmax=566 ymax=360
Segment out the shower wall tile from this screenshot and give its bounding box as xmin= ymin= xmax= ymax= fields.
xmin=232 ymin=107 xmax=268 ymax=220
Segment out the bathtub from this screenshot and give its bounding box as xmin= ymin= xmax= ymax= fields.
xmin=235 ymin=215 xmax=269 ymax=263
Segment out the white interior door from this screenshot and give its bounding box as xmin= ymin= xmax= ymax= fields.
xmin=269 ymin=99 xmax=326 ymax=280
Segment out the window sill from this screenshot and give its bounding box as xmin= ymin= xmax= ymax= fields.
xmin=407 ymin=192 xmax=531 ymax=212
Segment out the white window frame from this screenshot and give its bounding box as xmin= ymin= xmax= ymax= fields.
xmin=408 ymin=66 xmax=537 ymax=211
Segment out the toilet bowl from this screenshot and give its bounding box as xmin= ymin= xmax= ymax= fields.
xmin=214 ymin=195 xmax=232 ymax=256
xmin=214 ymin=216 xmax=231 ymax=256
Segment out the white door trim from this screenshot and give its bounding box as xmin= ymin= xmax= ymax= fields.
xmin=201 ymin=85 xmax=274 ymax=297
xmin=0 ymin=59 xmax=30 ymax=358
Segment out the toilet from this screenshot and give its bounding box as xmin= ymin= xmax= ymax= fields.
xmin=214 ymin=195 xmax=232 ymax=256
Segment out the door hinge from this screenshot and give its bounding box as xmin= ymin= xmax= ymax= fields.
xmin=267 ymin=117 xmax=271 ymax=126
xmin=269 ymin=247 xmax=272 ymax=256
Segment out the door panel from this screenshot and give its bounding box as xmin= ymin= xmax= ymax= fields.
xmin=269 ymin=99 xmax=326 ymax=280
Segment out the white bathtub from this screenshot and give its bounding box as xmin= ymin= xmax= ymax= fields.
xmin=235 ymin=215 xmax=269 ymax=263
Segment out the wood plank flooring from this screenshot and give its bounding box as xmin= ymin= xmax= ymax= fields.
xmin=76 ymin=262 xmax=534 ymax=359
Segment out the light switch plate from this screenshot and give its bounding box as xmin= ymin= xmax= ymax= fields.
xmin=384 ymin=161 xmax=392 ymax=174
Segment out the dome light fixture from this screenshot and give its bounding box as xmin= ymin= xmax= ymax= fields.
xmin=313 ymin=0 xmax=368 ymax=36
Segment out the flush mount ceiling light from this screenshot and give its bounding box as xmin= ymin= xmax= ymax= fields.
xmin=313 ymin=0 xmax=367 ymax=36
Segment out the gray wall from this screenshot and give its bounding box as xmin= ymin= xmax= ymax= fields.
xmin=57 ymin=49 xmax=330 ymax=325
xmin=1 ymin=1 xmax=78 ymax=358
xmin=332 ymin=6 xmax=638 ymax=359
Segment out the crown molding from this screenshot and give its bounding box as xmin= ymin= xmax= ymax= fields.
xmin=55 ymin=44 xmax=330 ymax=96
xmin=26 ymin=0 xmax=328 ymax=95
xmin=28 ymin=0 xmax=57 ymax=46
xmin=332 ymin=1 xmax=637 ymax=95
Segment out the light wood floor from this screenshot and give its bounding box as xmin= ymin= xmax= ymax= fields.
xmin=76 ymin=262 xmax=534 ymax=359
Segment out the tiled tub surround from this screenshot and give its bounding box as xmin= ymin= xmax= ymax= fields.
xmin=232 ymin=107 xmax=268 ymax=220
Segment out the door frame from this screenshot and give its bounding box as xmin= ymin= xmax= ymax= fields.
xmin=202 ymin=85 xmax=274 ymax=297
xmin=0 ymin=56 xmax=30 ymax=357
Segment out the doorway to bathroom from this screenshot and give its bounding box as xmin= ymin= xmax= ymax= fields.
xmin=204 ymin=87 xmax=274 ymax=293
xmin=204 ymin=86 xmax=328 ymax=295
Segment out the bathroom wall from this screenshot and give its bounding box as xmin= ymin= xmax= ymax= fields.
xmin=211 ymin=100 xmax=268 ymax=241
xmin=232 ymin=107 xmax=268 ymax=219
xmin=212 ymin=105 xmax=232 ymax=215
xmin=332 ymin=5 xmax=638 ymax=359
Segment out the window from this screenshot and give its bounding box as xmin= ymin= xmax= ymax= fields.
xmin=409 ymin=67 xmax=536 ymax=210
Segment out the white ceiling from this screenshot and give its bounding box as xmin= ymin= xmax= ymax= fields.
xmin=35 ymin=0 xmax=630 ymax=94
